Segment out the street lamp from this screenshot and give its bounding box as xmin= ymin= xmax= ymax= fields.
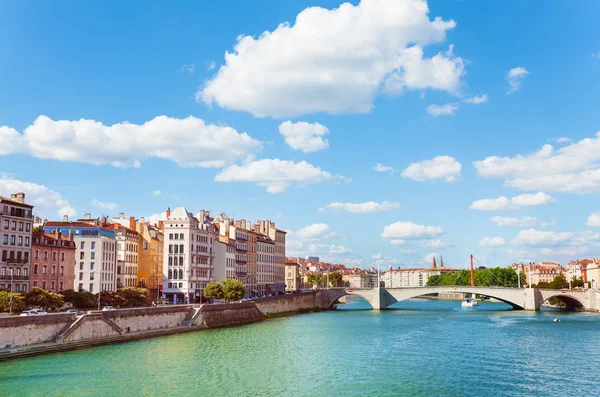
xmin=9 ymin=268 xmax=13 ymax=315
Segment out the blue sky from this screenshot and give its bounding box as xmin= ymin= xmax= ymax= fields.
xmin=1 ymin=0 xmax=600 ymax=269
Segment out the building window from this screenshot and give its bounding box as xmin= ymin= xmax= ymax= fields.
xmin=143 ymin=242 xmax=148 ymax=250
xmin=91 ymin=241 xmax=95 ymax=250
xmin=80 ymin=262 xmax=84 ymax=270
xmin=178 ymin=282 xmax=183 ymax=288
xmin=90 ymin=272 xmax=95 ymax=281
xmin=80 ymin=241 xmax=85 ymax=250
xmin=78 ymin=283 xmax=83 ymax=292
xmin=168 ymin=257 xmax=173 ymax=266
xmin=168 ymin=282 xmax=172 ymax=288
xmin=26 ymin=223 xmax=31 ymax=232
xmin=2 ymin=220 xmax=8 ymax=230
xmin=53 ymin=252 xmax=57 ymax=261
xmin=11 ymin=221 xmax=16 ymax=230
xmin=179 ymin=256 xmax=184 ymax=266
xmin=52 ymin=265 xmax=56 ymax=275
xmin=43 ymin=265 xmax=47 ymax=274
xmin=89 ymin=283 xmax=93 ymax=292
xmin=90 ymin=262 xmax=94 ymax=270
xmin=51 ymin=281 xmax=55 ymax=290
xmin=80 ymin=252 xmax=85 ymax=259
xmin=34 ymin=265 xmax=38 ymax=274
xmin=180 ymin=244 xmax=184 ymax=254
xmin=174 ymin=233 xmax=178 ymax=240
xmin=60 ymin=266 xmax=64 ymax=275
xmin=79 ymin=273 xmax=83 ymax=280
xmin=179 ymin=269 xmax=183 ymax=279
xmin=168 ymin=269 xmax=173 ymax=279
xmin=10 ymin=235 xmax=15 ymax=245
xmin=18 ymin=222 xmax=23 ymax=231
xmin=91 ymin=252 xmax=95 ymax=259
xmin=24 ymin=237 xmax=30 ymax=247
xmin=34 ymin=250 xmax=39 ymax=259
xmin=2 ymin=235 xmax=7 ymax=245
xmin=42 ymin=281 xmax=47 ymax=289
xmin=179 ymin=233 xmax=184 ymax=240
xmin=33 ymin=281 xmax=38 ymax=287
xmin=44 ymin=251 xmax=48 ymax=260
xmin=61 ymin=252 xmax=64 ymax=261
xmin=169 ymin=233 xmax=173 ymax=240
xmin=59 ymin=282 xmax=63 ymax=290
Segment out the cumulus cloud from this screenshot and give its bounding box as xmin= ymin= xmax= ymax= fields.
xmin=506 ymin=66 xmax=529 ymax=94
xmin=390 ymin=239 xmax=406 ymax=245
xmin=373 ymin=163 xmax=395 ymax=174
xmin=587 ymin=213 xmax=600 ymax=227
xmin=146 ymin=212 xmax=167 ymax=226
xmin=321 ymin=200 xmax=400 ymax=214
xmin=553 ymin=137 xmax=572 ymax=144
xmin=490 ymin=216 xmax=538 ymax=227
xmin=0 ymin=115 xmax=261 ymax=168
xmin=422 ymin=252 xmax=438 ymax=265
xmin=214 ymin=158 xmax=348 ymax=193
xmin=329 ymin=245 xmax=354 ymax=255
xmin=474 ymin=134 xmax=600 ymax=193
xmin=426 ymin=103 xmax=459 ymax=117
xmin=419 ymin=238 xmax=453 ymax=248
xmin=199 ymin=0 xmax=465 ymax=118
xmin=479 ymin=237 xmax=506 ymax=247
xmin=470 ymin=192 xmax=555 ymax=210
xmin=463 ymin=94 xmax=488 ymax=104
xmin=91 ymin=199 xmax=118 ymax=211
xmin=512 ymin=229 xmax=573 ymax=247
xmin=0 ymin=174 xmax=76 ymax=218
xmin=151 ymin=190 xmax=162 ymax=197
xmin=401 ymin=155 xmax=461 ymax=182
xmin=294 ymin=223 xmax=335 ymax=240
xmin=381 ymin=221 xmax=443 ymax=240
xmin=278 ymin=121 xmax=329 ymax=152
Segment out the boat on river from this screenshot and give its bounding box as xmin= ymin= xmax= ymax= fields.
xmin=461 ymin=294 xmax=479 ymax=308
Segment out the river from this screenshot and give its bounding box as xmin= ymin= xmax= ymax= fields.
xmin=1 ymin=298 xmax=599 ymax=396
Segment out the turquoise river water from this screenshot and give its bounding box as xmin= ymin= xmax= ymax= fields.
xmin=1 ymin=298 xmax=600 ymax=396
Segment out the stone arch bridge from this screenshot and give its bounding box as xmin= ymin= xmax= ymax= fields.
xmin=323 ymin=287 xmax=600 ymax=311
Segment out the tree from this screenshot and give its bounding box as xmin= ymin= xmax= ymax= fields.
xmin=25 ymin=287 xmax=63 ymax=310
xmin=0 ymin=291 xmax=26 ymax=313
xmin=549 ymin=275 xmax=569 ymax=290
xmin=96 ymin=291 xmax=126 ymax=308
xmin=61 ymin=289 xmax=96 ymax=309
xmin=203 ymin=281 xmax=224 ymax=301
xmin=221 ymin=278 xmax=246 ymax=301
xmin=118 ymin=287 xmax=150 ymax=307
xmin=306 ymin=273 xmax=322 ymax=287
xmin=326 ymin=272 xmax=342 ymax=287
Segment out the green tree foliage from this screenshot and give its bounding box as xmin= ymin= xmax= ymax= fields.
xmin=25 ymin=287 xmax=64 ymax=311
xmin=118 ymin=287 xmax=151 ymax=307
xmin=326 ymin=272 xmax=342 ymax=287
xmin=222 ymin=278 xmax=246 ymax=301
xmin=306 ymin=273 xmax=323 ymax=287
xmin=426 ymin=267 xmax=521 ymax=287
xmin=97 ymin=291 xmax=126 ymax=308
xmin=61 ymin=289 xmax=97 ymax=309
xmin=203 ymin=281 xmax=224 ymax=300
xmin=0 ymin=291 xmax=26 ymax=312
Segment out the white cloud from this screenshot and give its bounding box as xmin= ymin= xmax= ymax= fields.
xmin=470 ymin=196 xmax=512 ymax=211
xmin=321 ymin=200 xmax=400 ymax=214
xmin=470 ymin=192 xmax=555 ymax=210
xmin=506 ymin=66 xmax=529 ymax=94
xmin=0 ymin=174 xmax=76 ymax=218
xmin=587 ymin=213 xmax=600 ymax=228
xmin=0 ymin=115 xmax=261 ymax=168
xmin=146 ymin=212 xmax=167 ymax=226
xmin=479 ymin=237 xmax=506 ymax=247
xmin=422 ymin=252 xmax=438 ymax=264
xmin=401 ymin=155 xmax=461 ymax=182
xmin=372 ymin=253 xmax=403 ymax=266
xmin=207 ymin=61 xmax=216 ymax=70
xmin=329 ymin=245 xmax=354 ymax=255
xmin=181 ymin=64 xmax=195 ymax=73
xmin=381 ymin=221 xmax=443 ymax=239
xmin=400 ymin=248 xmax=416 ymax=255
xmin=419 ymin=238 xmax=453 ymax=248
xmin=294 ymin=223 xmax=334 ymax=240
xmin=214 ymin=158 xmax=348 ymax=193
xmin=151 ymin=190 xmax=162 ymax=197
xmin=513 ymin=229 xmax=572 ymax=247
xmin=278 ymin=121 xmax=329 ymax=152
xmin=372 ymin=253 xmax=383 ymax=260
xmin=553 ymin=137 xmax=572 ymax=144
xmin=373 ymin=163 xmax=395 ymax=174
xmin=474 ymin=133 xmax=600 ymax=193
xmin=510 ymin=192 xmax=556 ymax=207
xmin=91 ymin=199 xmax=118 ymax=211
xmin=490 ymin=216 xmax=538 ymax=227
xmin=199 ymin=0 xmax=465 ymax=118
xmin=426 ymin=103 xmax=459 ymax=117
xmin=463 ymin=94 xmax=488 ymax=104
xmin=390 ymin=239 xmax=406 ymax=245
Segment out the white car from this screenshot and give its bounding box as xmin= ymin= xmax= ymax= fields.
xmin=20 ymin=309 xmax=48 ymax=316
xmin=102 ymin=306 xmax=116 ymax=311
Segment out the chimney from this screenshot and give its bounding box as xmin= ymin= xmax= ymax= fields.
xmin=55 ymin=229 xmax=61 ymax=241
xmin=166 ymin=207 xmax=171 ymax=218
xmin=10 ymin=192 xmax=25 ymax=203
xmin=69 ymin=230 xmax=74 ymax=242
xmin=85 ymin=212 xmax=91 ymax=220
xmin=158 ymin=220 xmax=164 ymax=230
xmin=129 ymin=216 xmax=135 ymax=230
xmin=63 ymin=215 xmax=69 ymax=222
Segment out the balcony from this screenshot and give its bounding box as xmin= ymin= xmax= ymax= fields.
xmin=0 ymin=274 xmax=30 ymax=280
xmin=235 ymin=271 xmax=248 ymax=278
xmin=1 ymin=208 xmax=33 ymax=219
xmin=5 ymin=259 xmax=29 ymax=264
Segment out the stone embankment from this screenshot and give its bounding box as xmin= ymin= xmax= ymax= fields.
xmin=0 ymin=291 xmax=335 ymax=362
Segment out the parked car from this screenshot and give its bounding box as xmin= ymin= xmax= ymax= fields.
xmin=102 ymin=306 xmax=116 ymax=311
xmin=20 ymin=309 xmax=47 ymax=316
xmin=65 ymin=309 xmax=86 ymax=315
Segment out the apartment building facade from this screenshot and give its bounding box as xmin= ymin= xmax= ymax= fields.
xmin=30 ymin=230 xmax=76 ymax=292
xmin=0 ymin=193 xmax=33 ymax=293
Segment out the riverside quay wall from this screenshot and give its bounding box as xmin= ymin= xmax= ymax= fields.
xmin=0 ymin=291 xmax=338 ymax=361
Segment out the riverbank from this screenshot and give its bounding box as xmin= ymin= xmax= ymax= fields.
xmin=0 ymin=291 xmax=333 ymax=362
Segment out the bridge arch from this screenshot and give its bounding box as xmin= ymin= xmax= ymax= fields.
xmin=386 ymin=287 xmax=526 ymax=310
xmin=540 ymin=294 xmax=585 ymax=310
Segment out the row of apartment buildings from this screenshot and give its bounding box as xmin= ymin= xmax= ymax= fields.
xmin=0 ymin=193 xmax=287 ymax=303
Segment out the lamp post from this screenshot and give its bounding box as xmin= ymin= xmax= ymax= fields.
xmin=9 ymin=268 xmax=14 ymax=315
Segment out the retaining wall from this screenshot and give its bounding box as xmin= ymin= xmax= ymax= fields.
xmin=255 ymin=291 xmax=328 ymax=316
xmin=0 ymin=313 xmax=76 ymax=348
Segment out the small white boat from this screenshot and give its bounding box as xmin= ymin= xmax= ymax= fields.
xmin=461 ymin=297 xmax=475 ymax=308
xmin=471 ymin=293 xmax=479 ymax=306
xmin=553 ymin=317 xmax=561 ymax=323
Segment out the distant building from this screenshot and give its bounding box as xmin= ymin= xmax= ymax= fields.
xmin=285 ymin=262 xmax=300 ymax=291
xmin=308 ymin=256 xmax=320 ymax=262
xmin=30 ymin=230 xmax=76 ymax=292
xmin=381 ymin=257 xmax=458 ymax=288
xmin=510 ymin=262 xmax=562 ymax=286
xmin=0 ymin=193 xmax=34 ymax=293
